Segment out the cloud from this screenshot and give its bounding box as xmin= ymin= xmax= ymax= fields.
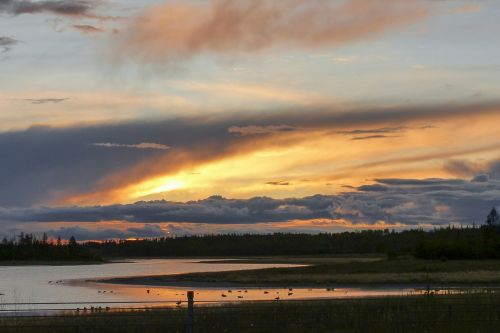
xmin=1 ymin=177 xmax=499 ymax=227
xmin=0 ymin=101 xmax=498 ymax=206
xmin=114 ymin=0 xmax=429 ymax=63
xmin=265 ymin=181 xmax=290 ymax=186
xmin=350 ymin=135 xmax=397 ymax=141
xmin=0 ymin=36 xmax=18 ymax=53
xmin=92 ymin=142 xmax=171 ymax=150
xmin=45 ymin=224 xmax=166 ymax=241
xmin=0 ymin=0 xmax=96 ymax=17
xmin=73 ymin=24 xmax=104 ymax=34
xmin=337 ymin=126 xmax=406 ymax=135
xmin=24 ymin=98 xmax=68 ymax=104
xmin=228 ymin=125 xmax=299 ymax=136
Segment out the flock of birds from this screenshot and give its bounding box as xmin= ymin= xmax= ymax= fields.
xmin=49 ymin=279 xmax=338 ymax=311
xmin=209 ymin=287 xmax=336 ymax=301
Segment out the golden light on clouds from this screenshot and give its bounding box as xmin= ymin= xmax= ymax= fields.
xmin=86 ymin=111 xmax=500 ymax=205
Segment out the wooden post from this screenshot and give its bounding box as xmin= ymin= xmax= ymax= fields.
xmin=187 ymin=290 xmax=194 ymax=333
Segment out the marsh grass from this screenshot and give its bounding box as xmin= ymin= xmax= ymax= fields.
xmin=3 ymin=292 xmax=500 ymax=333
xmin=109 ymin=258 xmax=500 ymax=286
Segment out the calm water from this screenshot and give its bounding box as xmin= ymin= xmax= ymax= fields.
xmin=0 ymin=259 xmax=433 ymax=312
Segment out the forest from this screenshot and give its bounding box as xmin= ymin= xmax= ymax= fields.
xmin=2 ymin=208 xmax=500 ymax=261
xmin=0 ymin=232 xmax=101 ymax=261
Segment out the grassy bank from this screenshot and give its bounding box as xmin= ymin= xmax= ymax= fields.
xmin=3 ymin=293 xmax=500 ymax=332
xmin=105 ymin=257 xmax=500 ymax=286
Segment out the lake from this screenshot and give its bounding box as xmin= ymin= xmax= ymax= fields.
xmin=0 ymin=259 xmax=439 ymax=313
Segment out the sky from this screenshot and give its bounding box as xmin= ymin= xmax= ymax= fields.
xmin=1 ymin=0 xmax=500 ymax=240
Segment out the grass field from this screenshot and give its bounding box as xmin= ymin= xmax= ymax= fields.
xmin=3 ymin=292 xmax=500 ymax=332
xmin=106 ymin=257 xmax=500 ymax=286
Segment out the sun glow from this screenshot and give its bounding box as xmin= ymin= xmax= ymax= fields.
xmin=131 ymin=178 xmax=185 ymax=198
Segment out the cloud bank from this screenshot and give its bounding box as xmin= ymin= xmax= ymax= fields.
xmin=0 ymin=101 xmax=498 ymax=206
xmin=115 ymin=0 xmax=429 ymax=62
xmin=1 ymin=177 xmax=499 ymax=228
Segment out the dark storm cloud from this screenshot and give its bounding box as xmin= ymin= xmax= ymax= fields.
xmin=1 ymin=177 xmax=499 ymax=227
xmin=0 ymin=116 xmax=245 ymax=206
xmin=0 ymin=36 xmax=18 ymax=52
xmin=0 ymin=0 xmax=95 ymax=16
xmin=0 ymin=101 xmax=499 ymax=206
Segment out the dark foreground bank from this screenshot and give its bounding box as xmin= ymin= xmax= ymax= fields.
xmin=3 ymin=292 xmax=500 ymax=333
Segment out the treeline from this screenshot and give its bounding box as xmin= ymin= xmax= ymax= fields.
xmin=0 ymin=233 xmax=101 ymax=261
xmin=85 ymin=230 xmax=426 ymax=258
xmin=416 ymin=208 xmax=500 ymax=259
xmin=416 ymin=227 xmax=500 ymax=259
xmin=4 ymin=209 xmax=500 ymax=261
xmin=4 ymin=228 xmax=500 ymax=261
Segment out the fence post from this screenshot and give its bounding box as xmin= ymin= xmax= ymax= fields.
xmin=187 ymin=290 xmax=194 ymax=333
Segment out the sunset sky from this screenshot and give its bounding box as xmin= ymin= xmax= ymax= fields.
xmin=1 ymin=0 xmax=500 ymax=240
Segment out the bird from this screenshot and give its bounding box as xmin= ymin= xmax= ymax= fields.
xmin=288 ymin=288 xmax=293 ymax=291
xmin=238 ymin=296 xmax=243 ymax=299
xmin=288 ymin=292 xmax=293 ymax=296
xmin=244 ymin=290 xmax=248 ymax=293
xmin=264 ymin=291 xmax=269 ymax=294
xmin=176 ymin=301 xmax=182 ymax=306
xmin=146 ymin=289 xmax=150 ymax=294
xmin=274 ymin=296 xmax=280 ymax=301
xmin=228 ymin=290 xmax=232 ymax=293
xmin=221 ymin=293 xmax=227 ymax=297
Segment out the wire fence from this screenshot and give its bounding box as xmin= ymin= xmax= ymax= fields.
xmin=3 ymin=293 xmax=500 ymax=332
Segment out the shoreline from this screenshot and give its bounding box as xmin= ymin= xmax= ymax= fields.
xmin=0 ymin=260 xmax=105 ymax=266
xmin=97 ymin=274 xmax=500 ymax=289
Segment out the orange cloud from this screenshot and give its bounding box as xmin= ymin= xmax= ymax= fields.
xmin=114 ymin=0 xmax=429 ymax=62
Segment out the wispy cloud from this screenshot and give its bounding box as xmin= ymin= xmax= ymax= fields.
xmin=338 ymin=126 xmax=406 ymax=135
xmin=24 ymin=98 xmax=69 ymax=104
xmin=228 ymin=125 xmax=299 ymax=136
xmin=73 ymin=24 xmax=104 ymax=34
xmin=266 ymin=181 xmax=291 ymax=186
xmin=114 ymin=0 xmax=429 ymax=63
xmin=0 ymin=0 xmax=96 ymax=17
xmin=92 ymin=142 xmax=171 ymax=150
xmin=0 ymin=36 xmax=19 ymax=53
xmin=350 ymin=135 xmax=398 ymax=141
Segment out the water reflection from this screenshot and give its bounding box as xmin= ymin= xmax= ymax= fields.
xmin=0 ymin=259 xmax=495 ymax=312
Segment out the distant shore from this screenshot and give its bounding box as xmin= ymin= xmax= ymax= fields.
xmin=0 ymin=260 xmax=105 ymax=266
xmin=98 ymin=257 xmax=500 ymax=288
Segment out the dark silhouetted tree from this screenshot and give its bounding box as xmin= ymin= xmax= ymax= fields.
xmin=486 ymin=208 xmax=500 ymax=226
